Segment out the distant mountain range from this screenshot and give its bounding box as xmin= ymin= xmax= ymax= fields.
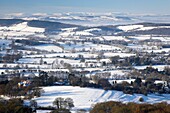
xmin=2 ymin=12 xmax=170 ymax=26
xmin=0 ymin=18 xmax=170 ymax=36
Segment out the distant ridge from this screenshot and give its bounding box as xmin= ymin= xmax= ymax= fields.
xmin=1 ymin=19 xmax=170 ymax=36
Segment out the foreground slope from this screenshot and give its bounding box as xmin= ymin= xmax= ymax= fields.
xmin=34 ymin=86 xmax=170 ymax=111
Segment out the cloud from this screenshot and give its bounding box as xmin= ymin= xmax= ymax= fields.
xmin=6 ymin=13 xmax=24 ymax=17
xmin=32 ymin=13 xmax=48 ymax=16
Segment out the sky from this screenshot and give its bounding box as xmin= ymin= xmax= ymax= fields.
xmin=0 ymin=0 xmax=170 ymax=15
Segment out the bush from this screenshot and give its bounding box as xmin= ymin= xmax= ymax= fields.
xmin=0 ymin=98 xmax=32 ymax=113
xmin=139 ymin=97 xmax=144 ymax=102
xmin=52 ymin=109 xmax=71 ymax=113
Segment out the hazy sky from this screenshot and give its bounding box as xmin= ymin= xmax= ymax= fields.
xmin=0 ymin=0 xmax=170 ymax=15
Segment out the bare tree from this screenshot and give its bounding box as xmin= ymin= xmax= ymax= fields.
xmin=53 ymin=97 xmax=74 ymax=109
xmin=64 ymin=98 xmax=74 ymax=109
xmin=53 ymin=97 xmax=65 ymax=109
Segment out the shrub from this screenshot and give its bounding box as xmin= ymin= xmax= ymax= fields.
xmin=139 ymin=97 xmax=144 ymax=102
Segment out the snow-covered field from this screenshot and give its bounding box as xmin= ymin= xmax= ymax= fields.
xmin=104 ymin=52 xmax=136 ymax=58
xmin=0 ymin=22 xmax=45 ymax=37
xmin=18 ymin=57 xmax=80 ymax=64
xmin=145 ymin=48 xmax=170 ymax=53
xmin=58 ymin=42 xmax=122 ymax=51
xmin=127 ymin=35 xmax=170 ymax=41
xmin=34 ymin=86 xmax=170 ymax=112
xmin=28 ymin=44 xmax=63 ymax=52
xmin=103 ymin=36 xmax=130 ymax=41
xmin=134 ymin=65 xmax=170 ymax=71
xmin=118 ymin=25 xmax=143 ymax=31
xmin=59 ymin=31 xmax=93 ymax=37
xmin=0 ymin=39 xmax=12 ymax=46
xmin=118 ymin=24 xmax=170 ymax=32
xmin=0 ymin=22 xmax=45 ymax=33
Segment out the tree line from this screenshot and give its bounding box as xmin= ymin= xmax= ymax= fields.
xmin=90 ymin=101 xmax=170 ymax=113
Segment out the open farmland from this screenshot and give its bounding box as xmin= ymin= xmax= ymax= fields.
xmin=1 ymin=19 xmax=170 ymax=112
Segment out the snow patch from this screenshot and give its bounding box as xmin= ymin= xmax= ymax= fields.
xmin=118 ymin=25 xmax=143 ymax=31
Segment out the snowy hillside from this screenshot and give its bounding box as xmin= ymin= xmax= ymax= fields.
xmin=118 ymin=24 xmax=170 ymax=32
xmin=0 ymin=22 xmax=45 ymax=33
xmin=10 ymin=12 xmax=170 ymax=26
xmin=1 ymin=17 xmax=170 ymax=113
xmin=34 ymin=86 xmax=170 ymax=112
xmin=1 ymin=19 xmax=170 ymax=37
